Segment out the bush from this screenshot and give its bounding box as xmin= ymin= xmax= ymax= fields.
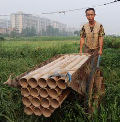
xmin=0 ymin=37 xmax=5 ymax=41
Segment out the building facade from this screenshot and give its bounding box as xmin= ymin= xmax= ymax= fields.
xmin=10 ymin=12 xmax=68 ymax=35
xmin=0 ymin=19 xmax=11 ymax=34
xmin=11 ymin=11 xmax=38 ymax=33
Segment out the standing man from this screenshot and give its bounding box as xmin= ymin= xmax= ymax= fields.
xmin=80 ymin=8 xmax=105 ymax=113
xmin=80 ymin=8 xmax=105 ymax=56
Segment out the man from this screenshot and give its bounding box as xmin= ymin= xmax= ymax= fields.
xmin=80 ymin=8 xmax=105 ymax=56
xmin=79 ymin=8 xmax=105 ymax=113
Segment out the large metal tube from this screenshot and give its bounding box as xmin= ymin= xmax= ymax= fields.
xmin=22 ymin=55 xmax=66 ymax=79
xmin=31 ymin=97 xmax=41 ymax=107
xmin=21 ymin=55 xmax=76 ymax=90
xmin=39 ymin=88 xmax=48 ymax=98
xmin=22 ymin=97 xmax=31 ymax=107
xmin=30 ymin=87 xmax=41 ymax=97
xmin=49 ymin=106 xmax=55 ymax=113
xmin=21 ymin=87 xmax=30 ymax=97
xmin=38 ymin=78 xmax=47 ymax=88
xmin=41 ymin=98 xmax=50 ymax=108
xmin=48 ymin=87 xmax=62 ymax=99
xmin=50 ymin=99 xmax=59 ymax=109
xmin=24 ymin=105 xmax=34 ymax=115
xmin=19 ymin=78 xmax=28 ymax=88
xmin=42 ymin=108 xmax=52 ymax=117
xmin=57 ymin=78 xmax=66 ymax=90
xmin=25 ymin=55 xmax=71 ymax=85
xmin=64 ymin=55 xmax=85 ymax=70
xmin=60 ymin=55 xmax=79 ymax=68
xmin=47 ymin=78 xmax=57 ymax=89
xmin=28 ymin=78 xmax=38 ymax=88
xmin=51 ymin=89 xmax=70 ymax=108
xmin=69 ymin=55 xmax=89 ymax=73
xmin=33 ymin=106 xmax=42 ymax=116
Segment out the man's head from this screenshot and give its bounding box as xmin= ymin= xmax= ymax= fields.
xmin=85 ymin=8 xmax=96 ymax=22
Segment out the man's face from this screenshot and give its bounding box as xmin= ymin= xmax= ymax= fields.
xmin=86 ymin=10 xmax=95 ymax=22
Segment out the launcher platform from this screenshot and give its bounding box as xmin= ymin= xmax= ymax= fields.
xmin=4 ymin=53 xmax=105 ymax=117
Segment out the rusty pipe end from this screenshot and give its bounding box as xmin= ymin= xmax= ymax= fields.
xmin=39 ymin=88 xmax=48 ymax=98
xmin=47 ymin=78 xmax=57 ymax=89
xmin=57 ymin=79 xmax=66 ymax=90
xmin=31 ymin=97 xmax=41 ymax=107
xmin=38 ymin=78 xmax=47 ymax=88
xmin=42 ymin=108 xmax=52 ymax=117
xmin=30 ymin=87 xmax=40 ymax=97
xmin=41 ymin=98 xmax=50 ymax=108
xmin=48 ymin=89 xmax=58 ymax=99
xmin=22 ymin=97 xmax=31 ymax=107
xmin=28 ymin=78 xmax=38 ymax=88
xmin=21 ymin=88 xmax=30 ymax=97
xmin=50 ymin=99 xmax=59 ymax=109
xmin=33 ymin=107 xmax=42 ymax=116
xmin=24 ymin=106 xmax=33 ymax=115
xmin=19 ymin=78 xmax=28 ymax=88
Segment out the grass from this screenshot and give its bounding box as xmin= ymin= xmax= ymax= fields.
xmin=0 ymin=36 xmax=120 ymax=122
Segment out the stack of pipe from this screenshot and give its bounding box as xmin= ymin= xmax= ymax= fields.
xmin=19 ymin=54 xmax=90 ymax=117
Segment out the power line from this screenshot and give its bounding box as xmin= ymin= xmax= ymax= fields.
xmin=0 ymin=0 xmax=119 ymax=16
xmin=0 ymin=15 xmax=9 ymax=16
xmin=0 ymin=14 xmax=32 ymax=17
xmin=42 ymin=0 xmax=120 ymax=14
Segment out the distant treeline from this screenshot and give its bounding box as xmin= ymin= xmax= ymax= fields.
xmin=1 ymin=25 xmax=76 ymax=37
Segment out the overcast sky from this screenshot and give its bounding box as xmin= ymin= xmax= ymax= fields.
xmin=0 ymin=0 xmax=120 ymax=35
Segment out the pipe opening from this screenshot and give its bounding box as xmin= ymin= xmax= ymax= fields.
xmin=28 ymin=78 xmax=38 ymax=88
xmin=48 ymin=89 xmax=58 ymax=98
xmin=49 ymin=106 xmax=55 ymax=113
xmin=24 ymin=107 xmax=33 ymax=115
xmin=41 ymin=98 xmax=50 ymax=108
xmin=22 ymin=97 xmax=31 ymax=107
xmin=19 ymin=78 xmax=28 ymax=88
xmin=57 ymin=79 xmax=66 ymax=89
xmin=30 ymin=88 xmax=39 ymax=97
xmin=39 ymin=88 xmax=48 ymax=98
xmin=38 ymin=78 xmax=47 ymax=88
xmin=42 ymin=108 xmax=51 ymax=117
xmin=33 ymin=107 xmax=42 ymax=116
xmin=51 ymin=99 xmax=59 ymax=108
xmin=31 ymin=97 xmax=41 ymax=107
xmin=47 ymin=78 xmax=57 ymax=89
xmin=21 ymin=88 xmax=30 ymax=97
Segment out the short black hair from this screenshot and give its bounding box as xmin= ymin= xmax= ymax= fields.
xmin=85 ymin=8 xmax=95 ymax=14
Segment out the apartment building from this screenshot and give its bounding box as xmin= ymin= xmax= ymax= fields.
xmin=0 ymin=19 xmax=11 ymax=34
xmin=10 ymin=11 xmax=72 ymax=35
xmin=51 ymin=21 xmax=66 ymax=31
xmin=11 ymin=11 xmax=38 ymax=33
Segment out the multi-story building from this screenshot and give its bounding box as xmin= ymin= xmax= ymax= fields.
xmin=11 ymin=11 xmax=38 ymax=33
xmin=51 ymin=21 xmax=66 ymax=32
xmin=10 ymin=11 xmax=74 ymax=35
xmin=0 ymin=19 xmax=11 ymax=34
xmin=37 ymin=18 xmax=51 ymax=35
xmin=0 ymin=19 xmax=10 ymax=28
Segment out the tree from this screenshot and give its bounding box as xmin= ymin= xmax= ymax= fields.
xmin=74 ymin=30 xmax=80 ymax=36
xmin=0 ymin=36 xmax=5 ymax=41
xmin=22 ymin=27 xmax=36 ymax=37
xmin=10 ymin=30 xmax=19 ymax=37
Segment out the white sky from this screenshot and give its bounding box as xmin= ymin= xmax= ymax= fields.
xmin=0 ymin=0 xmax=120 ymax=35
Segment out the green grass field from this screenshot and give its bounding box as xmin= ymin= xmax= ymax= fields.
xmin=0 ymin=36 xmax=120 ymax=122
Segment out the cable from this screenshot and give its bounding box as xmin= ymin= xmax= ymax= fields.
xmin=0 ymin=0 xmax=119 ymax=16
xmin=42 ymin=0 xmax=120 ymax=14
